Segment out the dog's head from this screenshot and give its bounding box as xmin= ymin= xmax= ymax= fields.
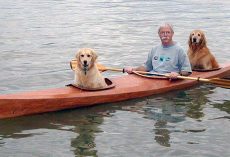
xmin=188 ymin=30 xmax=207 ymax=50
xmin=75 ymin=48 xmax=98 ymax=71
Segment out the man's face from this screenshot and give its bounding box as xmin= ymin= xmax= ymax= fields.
xmin=158 ymin=26 xmax=174 ymax=46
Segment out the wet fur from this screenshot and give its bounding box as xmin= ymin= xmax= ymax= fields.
xmin=187 ymin=30 xmax=219 ymax=70
xmin=74 ymin=48 xmax=107 ymax=89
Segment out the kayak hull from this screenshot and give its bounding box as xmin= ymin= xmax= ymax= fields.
xmin=0 ymin=63 xmax=230 ymax=119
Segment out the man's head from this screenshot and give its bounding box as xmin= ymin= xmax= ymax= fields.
xmin=158 ymin=23 xmax=174 ymax=46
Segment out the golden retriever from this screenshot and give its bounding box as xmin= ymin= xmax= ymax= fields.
xmin=74 ymin=48 xmax=107 ymax=89
xmin=187 ymin=30 xmax=219 ymax=70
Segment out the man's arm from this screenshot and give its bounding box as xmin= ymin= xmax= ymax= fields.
xmin=167 ymin=71 xmax=191 ymax=80
xmin=124 ymin=65 xmax=147 ymax=74
xmin=133 ymin=66 xmax=147 ymax=72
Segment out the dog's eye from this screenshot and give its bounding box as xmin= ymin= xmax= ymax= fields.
xmin=198 ymin=33 xmax=201 ymax=36
xmin=87 ymin=54 xmax=91 ymax=57
xmin=192 ymin=33 xmax=194 ymax=36
xmin=80 ymin=54 xmax=84 ymax=57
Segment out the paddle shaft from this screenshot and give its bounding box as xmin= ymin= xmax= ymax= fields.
xmin=100 ymin=66 xmax=229 ymax=86
xmin=101 ymin=67 xmax=162 ymax=75
xmin=177 ymin=75 xmax=209 ymax=82
xmin=71 ymin=60 xmax=157 ymax=74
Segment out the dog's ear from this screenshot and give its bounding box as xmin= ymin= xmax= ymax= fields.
xmin=188 ymin=33 xmax=192 ymax=47
xmin=91 ymin=49 xmax=98 ymax=62
xmin=75 ymin=50 xmax=82 ymax=68
xmin=200 ymin=32 xmax=207 ymax=48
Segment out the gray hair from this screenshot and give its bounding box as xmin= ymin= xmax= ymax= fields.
xmin=158 ymin=23 xmax=174 ymax=33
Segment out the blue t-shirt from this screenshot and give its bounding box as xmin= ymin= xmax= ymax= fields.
xmin=144 ymin=43 xmax=192 ymax=74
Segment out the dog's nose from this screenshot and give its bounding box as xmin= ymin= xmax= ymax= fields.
xmin=192 ymin=38 xmax=197 ymax=43
xmin=83 ymin=60 xmax=87 ymax=65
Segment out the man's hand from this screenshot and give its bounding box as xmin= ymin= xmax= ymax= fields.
xmin=123 ymin=67 xmax=134 ymax=74
xmin=167 ymin=72 xmax=180 ymax=80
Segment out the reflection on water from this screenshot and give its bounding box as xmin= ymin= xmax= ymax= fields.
xmin=154 ymin=120 xmax=171 ymax=147
xmin=0 ymin=109 xmax=104 ymax=156
xmin=71 ymin=114 xmax=104 ymax=156
xmin=1 ymin=86 xmax=229 ymax=156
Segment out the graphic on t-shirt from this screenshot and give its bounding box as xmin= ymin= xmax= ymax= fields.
xmin=154 ymin=56 xmax=158 ymax=60
xmin=158 ymin=55 xmax=171 ymax=62
xmin=160 ymin=56 xmax=164 ymax=62
xmin=166 ymin=57 xmax=170 ymax=61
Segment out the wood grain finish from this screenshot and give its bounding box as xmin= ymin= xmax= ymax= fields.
xmin=0 ymin=63 xmax=230 ymax=119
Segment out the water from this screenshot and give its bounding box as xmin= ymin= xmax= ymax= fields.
xmin=0 ymin=0 xmax=230 ymax=156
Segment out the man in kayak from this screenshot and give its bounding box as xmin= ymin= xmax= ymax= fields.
xmin=124 ymin=23 xmax=192 ymax=79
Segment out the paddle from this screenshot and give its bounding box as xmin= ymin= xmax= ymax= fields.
xmin=70 ymin=60 xmax=230 ymax=88
xmin=70 ymin=59 xmax=152 ymax=74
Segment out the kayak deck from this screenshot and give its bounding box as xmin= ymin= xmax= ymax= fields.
xmin=0 ymin=63 xmax=230 ymax=119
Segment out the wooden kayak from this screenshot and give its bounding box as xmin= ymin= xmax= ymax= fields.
xmin=0 ymin=63 xmax=230 ymax=119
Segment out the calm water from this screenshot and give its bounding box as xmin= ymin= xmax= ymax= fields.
xmin=0 ymin=0 xmax=230 ymax=157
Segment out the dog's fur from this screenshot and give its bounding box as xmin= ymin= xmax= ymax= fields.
xmin=74 ymin=48 xmax=107 ymax=89
xmin=187 ymin=30 xmax=219 ymax=70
